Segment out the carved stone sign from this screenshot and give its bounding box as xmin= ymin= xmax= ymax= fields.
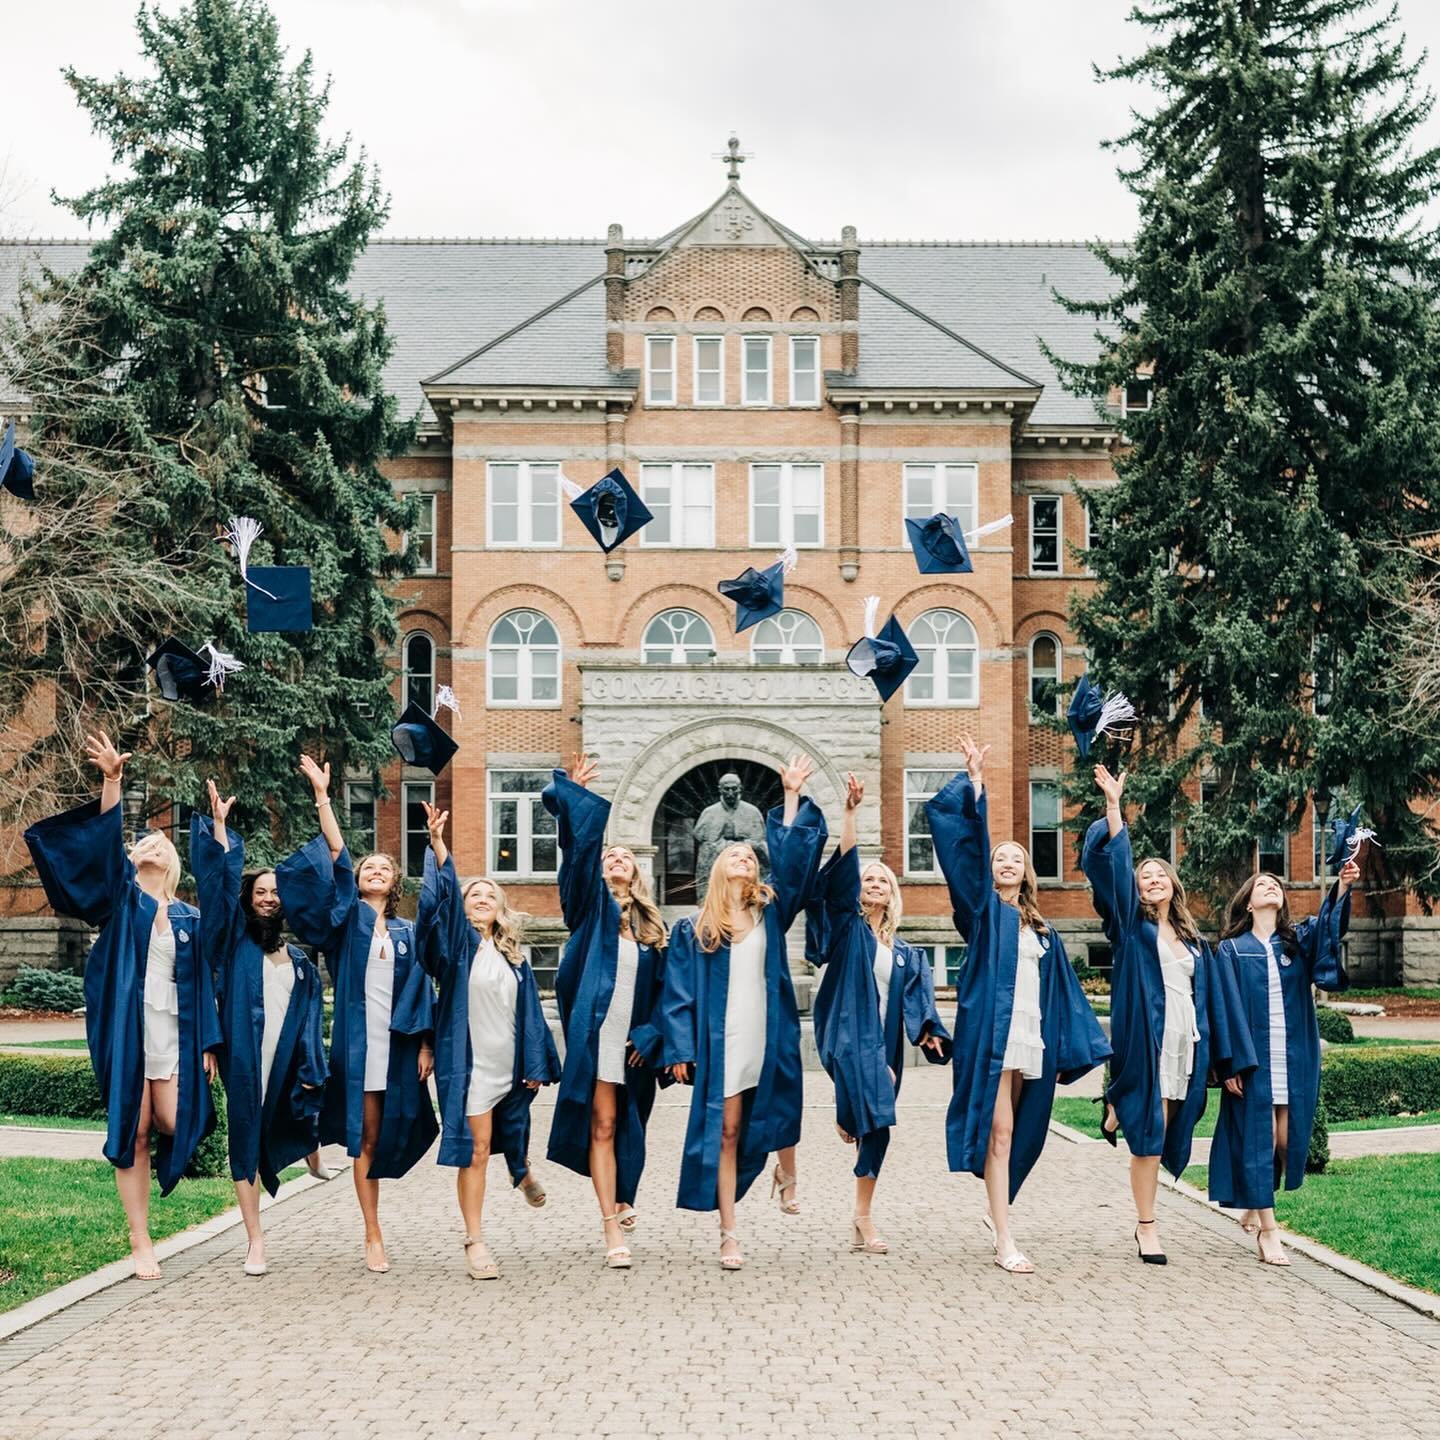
xmin=583 ymin=665 xmax=878 ymax=707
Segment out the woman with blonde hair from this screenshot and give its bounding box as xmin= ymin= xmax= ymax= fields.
xmin=661 ymin=756 xmax=827 ymax=1269
xmin=811 ymin=772 xmax=950 ymax=1254
xmin=924 ymin=737 xmax=1111 ymax=1273
xmin=542 ymin=755 xmax=669 ymax=1269
xmin=1082 ymin=764 xmax=1254 ymax=1264
xmin=277 ymin=755 xmax=437 ymax=1274
xmin=416 ymin=804 xmax=559 ymax=1280
xmin=24 ymin=732 xmax=221 ymax=1279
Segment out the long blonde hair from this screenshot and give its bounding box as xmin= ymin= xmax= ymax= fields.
xmin=861 ymin=860 xmax=902 ymax=947
xmin=462 ymin=876 xmax=525 ymax=967
xmin=696 ymin=843 xmax=774 ymax=953
xmin=991 ymin=841 xmax=1049 ymax=936
xmin=604 ymin=845 xmax=668 ymax=948
xmin=129 ymin=831 xmax=181 ymax=901
xmin=1136 ymin=856 xmax=1202 ymax=945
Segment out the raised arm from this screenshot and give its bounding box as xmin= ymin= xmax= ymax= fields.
xmin=1295 ymin=859 xmax=1356 ymax=991
xmin=275 ymin=834 xmax=355 ymax=952
xmin=87 ymin=731 xmax=132 ymax=817
xmin=541 ymin=756 xmax=611 ymax=931
xmin=416 ymin=846 xmax=470 ymax=984
xmin=839 ymin=771 xmax=863 ymax=856
xmin=766 ymin=757 xmax=829 ymax=934
xmin=923 ymin=738 xmax=992 ymax=943
xmin=190 ymin=793 xmax=246 ymax=981
xmin=299 ymin=754 xmax=345 ymax=860
xmin=1080 ymin=766 xmax=1139 ymax=946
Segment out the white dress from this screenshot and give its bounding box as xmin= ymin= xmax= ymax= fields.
xmin=466 ymin=939 xmax=519 ymax=1117
xmin=363 ymin=929 xmax=394 ymax=1092
xmin=1000 ymin=926 xmax=1045 ymax=1080
xmin=1157 ymin=936 xmax=1200 ymax=1102
xmin=1266 ymin=939 xmax=1289 ymax=1105
xmin=596 ymin=936 xmax=639 ymax=1085
xmin=873 ymin=941 xmax=894 ymax=1032
xmin=142 ymin=927 xmax=180 ymax=1081
xmin=723 ymin=924 xmax=768 ymax=1097
xmin=260 ymin=955 xmax=296 ymax=1104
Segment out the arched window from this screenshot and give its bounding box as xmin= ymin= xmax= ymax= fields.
xmin=751 ymin=609 xmax=823 ymax=665
xmin=643 ymin=609 xmax=714 ymax=665
xmin=645 ymin=305 xmax=675 ymax=322
xmin=742 ymin=306 xmax=772 ymax=322
xmin=1029 ymin=632 xmax=1061 ymax=716
xmin=906 ymin=609 xmax=978 ymax=705
xmin=488 ymin=609 xmax=560 ymax=706
xmin=402 ymin=631 xmax=434 ymax=712
xmin=694 ymin=305 xmax=724 ymax=321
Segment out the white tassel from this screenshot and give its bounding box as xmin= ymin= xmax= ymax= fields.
xmin=1095 ymin=691 xmax=1136 ymax=737
xmin=556 ymin=469 xmax=585 ymax=501
xmin=775 ymin=543 xmax=798 ymax=575
xmin=224 ymin=515 xmax=277 ymax=599
xmin=861 ymin=594 xmax=881 ymax=639
xmin=965 ymin=513 xmax=1014 ymax=542
xmin=1348 ymin=826 xmax=1380 ymax=857
xmin=433 ymin=684 xmax=462 ymax=721
xmin=200 ymin=644 xmax=244 ymax=690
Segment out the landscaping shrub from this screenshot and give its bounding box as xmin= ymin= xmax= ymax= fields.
xmin=186 ymin=1078 xmax=229 ymax=1180
xmin=1 ymin=966 xmax=85 ymax=1013
xmin=1316 ymin=1007 xmax=1356 ymax=1045
xmin=1321 ymin=1048 xmax=1440 ymax=1122
xmin=1306 ymin=1099 xmax=1330 ymax=1174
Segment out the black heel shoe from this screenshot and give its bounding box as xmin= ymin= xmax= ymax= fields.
xmin=1092 ymin=1094 xmax=1118 ymax=1148
xmin=1134 ymin=1219 xmax=1167 ymax=1265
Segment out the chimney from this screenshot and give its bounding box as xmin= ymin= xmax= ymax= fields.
xmin=839 ymin=224 xmax=860 ymax=375
xmin=605 ymin=223 xmax=625 ymax=372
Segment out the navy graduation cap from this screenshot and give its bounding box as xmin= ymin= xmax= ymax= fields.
xmin=846 ymin=595 xmax=918 ymax=703
xmin=563 ymin=467 xmax=653 ymax=553
xmin=225 ymin=517 xmax=313 ymax=633
xmin=904 ymin=512 xmax=1012 ymax=575
xmin=392 ymin=685 xmax=461 ymax=775
xmin=1326 ymin=803 xmax=1378 ymax=871
xmin=0 ymin=419 xmax=35 ymax=500
xmin=146 ymin=638 xmax=243 ymax=704
xmin=718 ymin=545 xmax=797 ymax=633
xmin=1067 ymin=674 xmax=1136 ymax=756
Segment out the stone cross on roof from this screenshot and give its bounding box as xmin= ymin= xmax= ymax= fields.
xmin=713 ymin=134 xmax=753 ymax=183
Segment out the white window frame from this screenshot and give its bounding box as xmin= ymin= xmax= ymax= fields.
xmin=903 ymin=768 xmax=953 ymax=877
xmin=487 ymin=769 xmax=559 ymax=878
xmin=344 ymin=777 xmax=377 ymax=854
xmin=1257 ymin=829 xmax=1290 ymax=880
xmin=638 ymin=463 xmax=716 ymax=548
xmin=902 ymin=463 xmax=978 ymax=542
xmin=1029 ymin=779 xmax=1062 ymax=881
xmin=1028 ymin=632 xmax=1062 ymax=720
xmin=402 ymin=631 xmax=435 ymax=714
xmin=748 ymin=462 xmax=824 ymax=548
xmin=789 ymin=336 xmax=820 ymax=407
xmin=750 ymin=609 xmax=824 ymax=665
xmin=402 ymin=779 xmax=434 ymax=880
xmin=742 ymin=335 xmax=773 ymax=406
xmin=645 ymin=335 xmax=676 ymax=406
xmin=920 ymin=942 xmax=968 ymax=991
xmin=1029 ymin=494 xmax=1063 ymax=576
xmin=904 ymin=609 xmax=979 ymax=708
xmin=693 ymin=335 xmax=724 ymax=406
xmin=486 ymin=462 xmax=561 ymax=549
xmin=643 ymin=608 xmax=716 ymax=665
xmin=406 ymin=493 xmax=437 ymax=575
xmin=487 ymin=610 xmax=561 ymax=709
xmin=1121 ymin=376 xmax=1153 ymax=415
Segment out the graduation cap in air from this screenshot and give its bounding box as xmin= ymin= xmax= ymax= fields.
xmin=145 ymin=638 xmax=244 ymax=704
xmin=561 ymin=467 xmax=653 ymax=553
xmin=0 ymin=419 xmax=35 ymax=500
xmin=1326 ymin=803 xmax=1379 ymax=872
xmin=846 ymin=595 xmax=918 ymax=703
xmin=1067 ymin=674 xmax=1136 ymax=757
xmin=225 ymin=516 xmax=314 ymax=633
xmin=717 ymin=545 xmax=797 ymax=633
xmin=391 ymin=685 xmax=461 ymax=775
xmin=904 ymin=512 xmax=1013 ymax=575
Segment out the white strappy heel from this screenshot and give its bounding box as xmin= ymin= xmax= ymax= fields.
xmin=601 ymin=1213 xmax=633 ymax=1269
xmin=719 ymin=1228 xmax=744 ymax=1270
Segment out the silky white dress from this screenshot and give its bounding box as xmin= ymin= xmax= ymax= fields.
xmin=596 ymin=936 xmax=639 ymax=1085
xmin=259 ymin=955 xmax=296 ymax=1104
xmin=1000 ymin=925 xmax=1045 ymax=1079
xmin=1266 ymin=939 xmax=1289 ymax=1105
xmin=872 ymin=941 xmax=894 ymax=1032
xmin=1157 ymin=935 xmax=1200 ymax=1102
xmin=142 ymin=928 xmax=180 ymax=1081
xmin=466 ymin=939 xmax=518 ymax=1117
xmin=723 ymin=924 xmax=768 ymax=1097
xmin=362 ymin=929 xmax=394 ymax=1092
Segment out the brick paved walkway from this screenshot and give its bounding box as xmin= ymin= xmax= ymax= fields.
xmin=2 ymin=1066 xmax=1437 ymax=1439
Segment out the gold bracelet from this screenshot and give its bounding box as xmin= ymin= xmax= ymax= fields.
xmin=316 ymin=797 xmax=332 ymax=809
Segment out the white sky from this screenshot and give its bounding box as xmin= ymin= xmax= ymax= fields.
xmin=7 ymin=0 xmax=1440 ymax=243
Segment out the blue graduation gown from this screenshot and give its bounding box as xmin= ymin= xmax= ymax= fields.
xmin=660 ymin=797 xmax=827 ymax=1212
xmin=541 ymin=771 xmax=668 ymax=1205
xmin=811 ymin=845 xmax=952 ymax=1179
xmin=1208 ymin=887 xmax=1351 ymax=1210
xmin=191 ymin=817 xmax=328 ymax=1196
xmin=1081 ymin=818 xmax=1255 ymax=1175
xmin=415 ymin=851 xmax=561 ymax=1176
xmin=24 ymin=801 xmax=222 ymax=1195
xmin=276 ymin=835 xmax=438 ymax=1180
xmin=926 ymin=777 xmax=1112 ymax=1200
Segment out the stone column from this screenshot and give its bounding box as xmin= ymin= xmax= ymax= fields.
xmin=839 ymin=406 xmax=860 ymax=582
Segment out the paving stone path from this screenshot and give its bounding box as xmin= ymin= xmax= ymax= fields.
xmin=2 ymin=1066 xmax=1437 ymax=1439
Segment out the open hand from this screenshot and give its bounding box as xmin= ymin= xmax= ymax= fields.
xmin=1337 ymin=858 xmax=1361 ymax=894
xmin=207 ymin=778 xmax=236 ymax=824
xmin=299 ymin=754 xmax=331 ymax=799
xmin=1094 ymin=764 xmax=1126 ymax=806
xmin=779 ymin=754 xmax=815 ymax=795
xmin=422 ymin=800 xmax=448 ymax=846
xmin=567 ymin=752 xmax=600 ymax=789
xmin=960 ymin=735 xmax=990 ymax=784
xmin=844 ymin=772 xmax=864 ymax=811
xmin=84 ymin=731 xmax=131 ymax=781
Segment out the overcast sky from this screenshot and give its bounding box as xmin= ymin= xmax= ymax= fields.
xmin=7 ymin=0 xmax=1440 ymax=244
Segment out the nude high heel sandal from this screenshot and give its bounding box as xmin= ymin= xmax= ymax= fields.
xmin=771 ymin=1163 xmax=800 ymax=1215
xmin=850 ymin=1214 xmax=888 ymax=1255
xmin=462 ymin=1234 xmax=499 ymax=1281
xmin=601 ymin=1213 xmax=633 ymax=1269
xmin=719 ymin=1229 xmax=744 ymax=1271
xmin=1256 ymin=1227 xmax=1291 ymax=1267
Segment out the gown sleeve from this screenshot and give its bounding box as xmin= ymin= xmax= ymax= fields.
xmin=1080 ymin=818 xmax=1140 ymax=951
xmin=659 ymin=919 xmax=700 ymax=1073
xmin=899 ymin=940 xmax=953 ymax=1062
xmin=628 ymin=945 xmax=669 ymax=1070
xmin=24 ymin=800 xmax=133 ymax=928
xmin=275 ymin=835 xmax=356 ymax=955
xmin=519 ymin=964 xmax=563 ymax=1084
xmin=189 ymin=815 xmax=246 ymax=983
xmin=765 ymin=795 xmax=829 ymax=934
xmin=542 ymin=769 xmax=611 ymax=932
xmin=1294 ymin=883 xmax=1352 ymax=992
xmin=1046 ymin=930 xmax=1112 ymax=1083
xmin=292 ymin=961 xmax=329 ymax=1115
xmin=416 ymin=849 xmax=468 ymax=982
xmin=1205 ymin=940 xmax=1258 ymax=1081
xmin=923 ymin=773 xmax=992 ymax=944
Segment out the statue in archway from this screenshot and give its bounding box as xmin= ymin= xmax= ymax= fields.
xmin=692 ymin=772 xmax=769 ymax=901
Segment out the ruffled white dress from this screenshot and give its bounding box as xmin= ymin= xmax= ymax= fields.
xmin=873 ymin=941 xmax=894 ymax=1031
xmin=1001 ymin=925 xmax=1045 ymax=1079
xmin=466 ymin=939 xmax=518 ymax=1117
xmin=723 ymin=925 xmax=768 ymax=1097
xmin=1266 ymin=939 xmax=1289 ymax=1106
xmin=1157 ymin=935 xmax=1200 ymax=1102
xmin=362 ymin=929 xmax=394 ymax=1092
xmin=260 ymin=955 xmax=296 ymax=1104
xmin=596 ymin=936 xmax=639 ymax=1085
xmin=142 ymin=928 xmax=180 ymax=1081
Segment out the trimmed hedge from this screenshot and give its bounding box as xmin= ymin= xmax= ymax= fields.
xmin=1306 ymin=1099 xmax=1330 ymax=1174
xmin=1316 ymin=1007 xmax=1356 ymax=1044
xmin=1 ymin=966 xmax=85 ymax=1013
xmin=1321 ymin=1048 xmax=1440 ymax=1123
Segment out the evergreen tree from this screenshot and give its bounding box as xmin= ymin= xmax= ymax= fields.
xmin=1051 ymin=0 xmax=1440 ymax=904
xmin=2 ymin=0 xmax=415 ymax=866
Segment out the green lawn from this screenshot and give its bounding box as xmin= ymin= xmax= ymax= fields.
xmin=1345 ymin=1036 xmax=1440 ymax=1048
xmin=1339 ymin=987 xmax=1440 ymax=1003
xmin=0 ymin=1113 xmax=106 ymax=1131
xmin=1049 ymin=1098 xmax=1440 ymax=1141
xmin=0 ymin=1039 xmax=89 ymax=1050
xmin=1186 ymin=1155 xmax=1440 ymax=1295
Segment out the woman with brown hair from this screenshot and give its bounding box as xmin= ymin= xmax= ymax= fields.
xmin=1082 ymin=764 xmax=1254 ymax=1264
xmin=661 ymin=756 xmax=827 ymax=1269
xmin=276 ymin=754 xmax=437 ymax=1274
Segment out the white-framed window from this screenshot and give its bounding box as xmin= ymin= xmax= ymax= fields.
xmin=905 ymin=609 xmax=979 ymax=707
xmin=751 ymin=609 xmax=823 ymax=665
xmin=1029 ymin=779 xmax=1062 ymax=881
xmin=750 ymin=462 xmax=823 ymax=547
xmin=402 ymin=779 xmax=434 ymax=879
xmin=789 ymin=336 xmax=820 ymax=406
xmin=1081 ymin=496 xmax=1095 ymax=574
xmin=1030 ymin=495 xmax=1062 ymax=574
xmin=488 ymin=769 xmax=558 ymax=876
xmin=1258 ymin=828 xmax=1288 ymax=880
xmin=643 ymin=609 xmax=715 ymax=664
xmin=402 ymin=631 xmax=434 ymax=713
xmin=406 ymin=493 xmax=437 ymax=574
xmin=638 ymin=463 xmax=715 ymax=548
xmin=904 ymin=768 xmax=952 ymax=875
xmin=1122 ymin=376 xmax=1152 ymax=414
xmin=344 ymin=778 xmax=377 ymax=854
xmin=488 ymin=610 xmax=560 ymax=707
xmin=902 ymin=463 xmax=977 ymax=538
xmin=487 ymin=462 xmax=561 ymax=548
xmin=645 ymin=336 xmax=675 ymax=406
xmin=1029 ymin=632 xmax=1061 ymax=717
xmin=524 ymin=943 xmax=562 ymax=987
xmin=693 ymin=336 xmax=723 ymax=405
xmin=919 ymin=942 xmax=968 ymax=990
xmin=743 ymin=336 xmax=772 ymax=406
